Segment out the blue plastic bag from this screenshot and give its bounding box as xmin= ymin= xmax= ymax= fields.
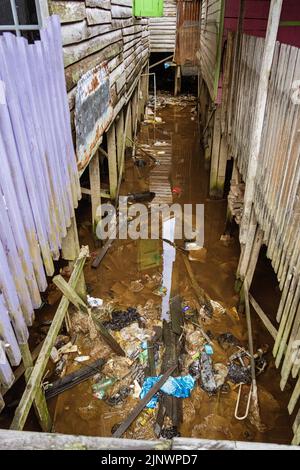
xmin=140 ymin=375 xmax=196 ymax=408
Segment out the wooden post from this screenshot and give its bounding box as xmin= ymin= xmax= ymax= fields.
xmin=10 ymin=247 xmax=89 ymax=431
xmin=61 ymin=217 xmax=86 ymax=299
xmin=238 ymin=224 xmax=263 ymax=311
xmin=19 ymin=343 xmax=52 ymax=432
xmin=216 ymin=134 xmax=229 ymax=197
xmin=89 ymin=151 xmax=101 ymax=237
xmin=126 ymin=103 xmax=133 ymax=149
xmin=174 ymin=65 xmax=181 ymax=97
xmin=240 ymin=0 xmax=283 ymax=245
xmin=227 ymin=0 xmax=246 ymax=135
xmin=209 ymin=106 xmax=222 ymax=198
xmin=116 ymin=109 xmax=124 ymax=171
xmin=107 ymin=123 xmax=118 ymax=201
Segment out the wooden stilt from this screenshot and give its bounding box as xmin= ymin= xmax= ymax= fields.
xmin=245 ymin=227 xmax=264 ymax=287
xmin=238 ymin=224 xmax=263 ymax=311
xmin=116 ymin=110 xmax=124 ymax=171
xmin=216 ymin=134 xmax=229 ymax=197
xmin=61 ymin=217 xmax=86 ymax=299
xmin=19 ymin=343 xmax=52 ymax=432
xmin=107 ymin=123 xmax=118 ymax=201
xmin=237 ymin=209 xmax=257 ymax=281
xmin=174 ymin=65 xmax=181 ymax=97
xmin=209 ymin=106 xmax=222 ymax=198
xmin=115 ymin=105 xmax=131 ymax=203
xmin=89 ymin=151 xmax=101 ymax=237
xmin=126 ymin=103 xmax=133 ymax=149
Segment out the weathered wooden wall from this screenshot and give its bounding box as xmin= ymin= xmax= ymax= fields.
xmin=48 ymin=0 xmax=150 ymax=171
xmin=174 ymin=0 xmax=201 ymax=67
xmin=149 ymin=0 xmax=177 ymax=53
xmin=222 ymin=31 xmax=300 ymax=446
xmin=199 ymin=0 xmax=225 ymax=101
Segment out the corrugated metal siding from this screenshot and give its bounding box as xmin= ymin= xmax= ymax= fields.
xmin=149 ymin=0 xmax=177 ymax=53
xmin=200 ymin=0 xmax=225 ymax=100
xmin=174 ymin=0 xmax=201 ymax=66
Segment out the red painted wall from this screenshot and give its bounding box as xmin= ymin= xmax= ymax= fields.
xmin=224 ymin=0 xmax=300 ymax=48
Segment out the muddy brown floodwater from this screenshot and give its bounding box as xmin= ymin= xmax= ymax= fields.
xmin=52 ymin=93 xmax=293 ymax=445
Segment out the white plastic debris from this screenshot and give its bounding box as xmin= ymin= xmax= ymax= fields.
xmin=87 ymin=295 xmax=103 ymax=309
xmin=74 ymin=356 xmax=90 ymax=363
xmin=50 ymin=347 xmax=60 ymax=364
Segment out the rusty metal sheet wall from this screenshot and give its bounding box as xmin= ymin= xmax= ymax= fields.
xmin=75 ymin=63 xmax=113 ymax=171
xmin=174 ymin=0 xmax=201 ymax=67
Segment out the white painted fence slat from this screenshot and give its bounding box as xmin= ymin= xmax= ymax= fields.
xmin=0 ymin=17 xmax=80 ymax=394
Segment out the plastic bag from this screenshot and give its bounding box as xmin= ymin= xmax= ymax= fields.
xmin=140 ymin=375 xmax=196 ymax=408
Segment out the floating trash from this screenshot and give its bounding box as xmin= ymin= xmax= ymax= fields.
xmin=140 ymin=375 xmax=196 ymax=408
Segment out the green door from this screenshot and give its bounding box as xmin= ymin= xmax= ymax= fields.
xmin=134 ymin=0 xmax=164 ymax=17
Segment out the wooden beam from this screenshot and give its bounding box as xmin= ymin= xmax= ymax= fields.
xmin=209 ymin=106 xmax=222 ymax=198
xmin=10 ymin=247 xmax=89 ymax=431
xmin=61 ymin=217 xmax=86 ymax=299
xmin=0 ymin=430 xmax=170 ymax=450
xmin=89 ymin=151 xmax=101 ymax=235
xmin=249 ymin=294 xmax=278 ymax=340
xmin=91 ymin=313 xmax=126 ymax=356
xmin=52 ymin=275 xmax=89 ymax=313
xmin=112 ymin=364 xmax=177 ymax=438
xmin=53 ymin=275 xmax=125 ymax=356
xmin=116 ymin=109 xmax=124 ymax=171
xmin=19 ymin=343 xmax=52 ymax=432
xmin=3 ymin=341 xmax=44 ymax=396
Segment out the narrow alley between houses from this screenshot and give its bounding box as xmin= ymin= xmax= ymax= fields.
xmin=0 ymin=0 xmax=300 ymax=452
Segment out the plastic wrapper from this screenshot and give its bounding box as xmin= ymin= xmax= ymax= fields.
xmin=140 ymin=375 xmax=196 ymax=408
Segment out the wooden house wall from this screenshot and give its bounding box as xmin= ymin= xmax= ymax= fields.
xmin=199 ymin=0 xmax=224 ymax=101
xmin=48 ymin=0 xmax=150 ymax=170
xmin=149 ymin=0 xmax=177 ymax=52
xmin=224 ymin=0 xmax=300 ymax=48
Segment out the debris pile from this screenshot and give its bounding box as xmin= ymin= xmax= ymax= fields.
xmin=228 ymin=182 xmax=245 ymax=225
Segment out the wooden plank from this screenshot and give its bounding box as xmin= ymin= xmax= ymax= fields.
xmin=45 ymin=358 xmax=105 ymax=400
xmin=86 ymin=7 xmax=112 ymax=26
xmin=52 ymin=275 xmax=89 ymax=313
xmin=65 ymin=41 xmax=122 ymax=91
xmin=91 ymin=313 xmax=126 ymax=356
xmin=49 ymin=1 xmax=86 ymax=23
xmin=20 ymin=344 xmax=52 ymax=432
xmin=249 ymin=294 xmax=278 ymax=340
xmin=64 ymin=30 xmax=122 ymax=67
xmin=10 ymin=247 xmax=89 ymax=431
xmin=107 ymin=123 xmax=118 ymax=200
xmin=112 ymin=364 xmax=177 ymax=438
xmin=86 ymin=0 xmax=111 ymax=8
xmin=89 ymin=151 xmax=102 ymax=234
xmin=0 ymin=430 xmax=170 ymax=450
xmin=53 ymin=274 xmax=125 ymax=356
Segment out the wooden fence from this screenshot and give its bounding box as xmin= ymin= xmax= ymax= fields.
xmin=0 ymin=16 xmax=80 ymax=405
xmin=222 ymin=32 xmax=300 ymax=445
